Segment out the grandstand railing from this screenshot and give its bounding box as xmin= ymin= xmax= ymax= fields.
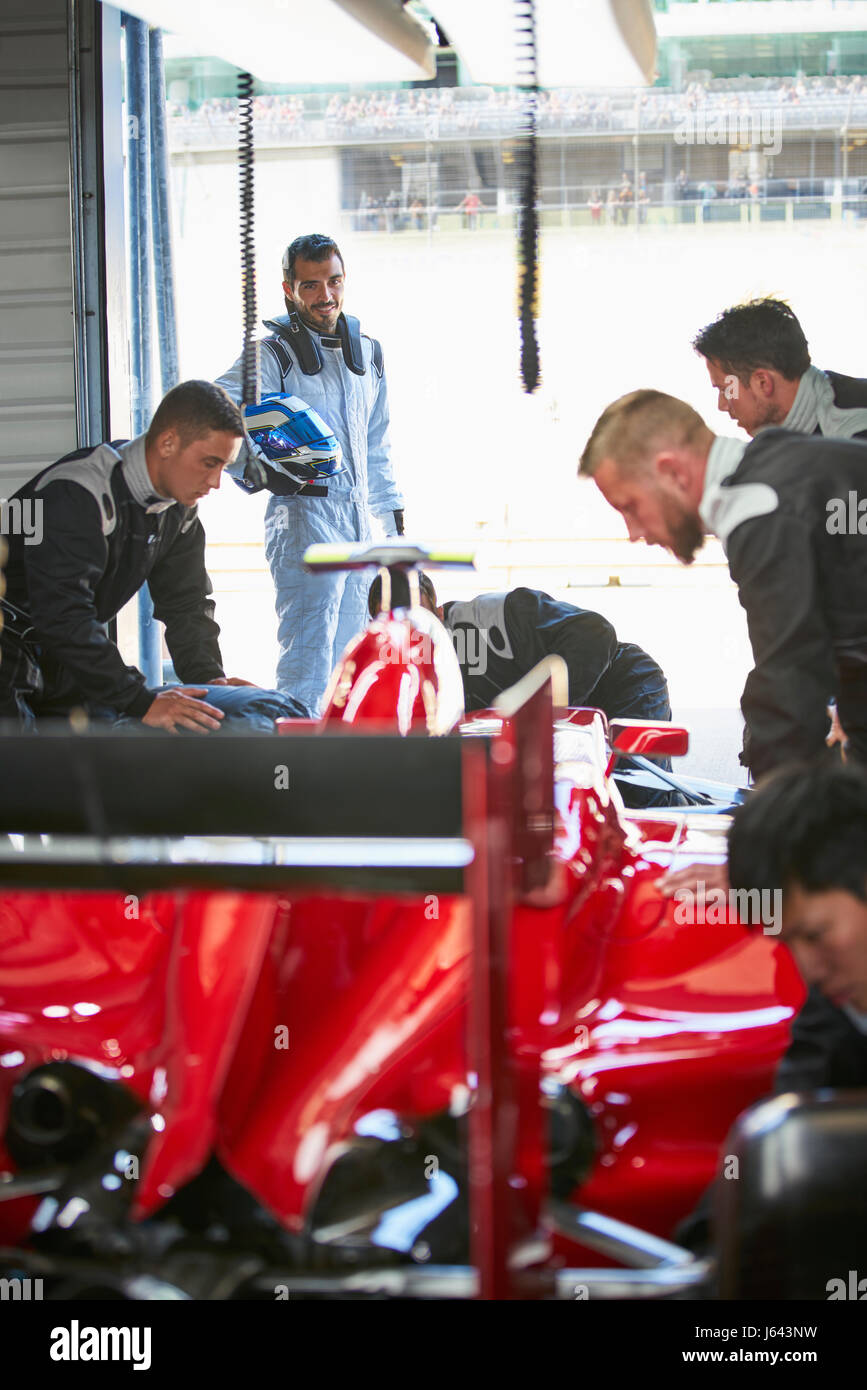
xmin=166 ymin=82 xmax=867 ymax=152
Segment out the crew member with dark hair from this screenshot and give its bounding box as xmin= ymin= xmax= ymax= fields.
xmin=728 ymin=761 xmax=867 ymax=1048
xmin=367 ymin=572 xmax=679 ymax=806
xmin=579 ymin=389 xmax=867 ymax=778
xmin=693 ymin=296 xmax=867 ymax=440
xmin=0 ymin=380 xmax=306 ymax=731
xmin=674 ymin=762 xmax=867 ymax=1252
xmin=217 ymin=232 xmax=405 ymax=714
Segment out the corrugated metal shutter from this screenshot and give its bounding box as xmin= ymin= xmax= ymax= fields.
xmin=0 ymin=0 xmax=77 ymax=496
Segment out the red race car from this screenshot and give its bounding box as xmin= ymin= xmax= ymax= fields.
xmin=0 ymin=545 xmax=803 ymax=1300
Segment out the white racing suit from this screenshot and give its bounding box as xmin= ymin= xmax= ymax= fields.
xmin=218 ymin=315 xmax=404 ymax=713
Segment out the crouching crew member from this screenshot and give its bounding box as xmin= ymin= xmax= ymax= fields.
xmin=0 ymin=380 xmax=307 ymax=731
xmin=368 ymin=573 xmax=678 ymax=805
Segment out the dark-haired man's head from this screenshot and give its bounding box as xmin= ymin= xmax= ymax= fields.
xmin=728 ymin=763 xmax=867 ymax=1011
xmin=367 ymin=570 xmax=440 ymax=619
xmin=282 ymin=234 xmax=345 ymax=334
xmin=144 ymin=380 xmax=242 ymax=507
xmin=693 ymin=298 xmax=810 ymax=436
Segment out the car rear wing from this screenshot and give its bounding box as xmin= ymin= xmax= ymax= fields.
xmin=303 ymin=540 xmax=476 ymax=572
xmin=0 ymin=660 xmax=573 ymax=1299
xmin=0 ymin=725 xmax=472 ymax=893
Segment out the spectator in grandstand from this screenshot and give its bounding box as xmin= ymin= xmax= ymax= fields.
xmin=588 ymin=189 xmax=603 ymax=225
xmin=638 ymin=175 xmax=650 ymax=223
xmin=458 ymin=191 xmax=482 ymax=229
xmin=724 ymin=175 xmax=748 ymax=199
xmin=216 ymin=234 xmax=404 ymax=715
xmin=579 ymin=388 xmax=867 ymax=779
xmin=699 ymin=180 xmax=717 ymax=222
xmin=693 ymin=298 xmax=867 ymax=441
xmin=617 ymin=174 xmax=633 ymax=225
xmin=165 ymin=77 xmax=867 ymax=151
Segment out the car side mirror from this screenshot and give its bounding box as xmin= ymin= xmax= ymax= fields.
xmin=606 ymin=719 xmax=689 ymax=777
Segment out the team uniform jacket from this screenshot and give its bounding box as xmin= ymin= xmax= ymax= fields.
xmin=700 ymin=429 xmax=867 ymax=778
xmin=0 ymin=437 xmax=224 ymax=721
xmin=218 ymin=313 xmax=404 ymax=525
xmin=776 ymin=986 xmax=867 ymax=1091
xmin=442 ymin=588 xmax=670 ymax=718
xmin=783 ymin=366 xmax=867 ymax=440
xmin=823 ymin=370 xmax=867 ymax=417
xmin=217 ymin=313 xmax=404 ymax=712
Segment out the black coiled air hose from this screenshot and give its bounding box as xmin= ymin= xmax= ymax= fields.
xmin=237 ymin=70 xmax=259 ymax=408
xmin=515 ymin=0 xmax=540 ymax=395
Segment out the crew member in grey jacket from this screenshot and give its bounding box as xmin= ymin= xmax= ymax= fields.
xmin=579 ymin=389 xmax=867 ymax=779
xmin=0 ymin=381 xmax=306 ymax=731
xmin=693 ymin=296 xmax=867 ymax=442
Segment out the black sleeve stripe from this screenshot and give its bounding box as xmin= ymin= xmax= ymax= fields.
xmin=261 ymin=338 xmax=294 ymax=384
xmin=362 ymin=334 xmax=384 ymax=378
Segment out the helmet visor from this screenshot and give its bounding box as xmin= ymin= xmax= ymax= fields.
xmin=249 ymin=419 xmax=325 ymax=460
xmin=244 ymin=396 xmax=342 ymax=478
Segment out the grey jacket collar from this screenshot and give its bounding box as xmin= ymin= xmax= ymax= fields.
xmin=699 ymin=435 xmax=778 ymax=553
xmin=120 ymin=436 xmax=175 ymax=513
xmin=698 ymin=436 xmax=748 ymax=534
xmin=782 ymin=364 xmax=867 ymax=440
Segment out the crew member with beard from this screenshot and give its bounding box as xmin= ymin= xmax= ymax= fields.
xmin=217 ymin=233 xmax=404 ymax=715
xmin=578 ymin=389 xmax=867 ymax=780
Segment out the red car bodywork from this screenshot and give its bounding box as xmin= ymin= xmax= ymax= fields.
xmin=0 ymin=603 xmax=804 ymax=1292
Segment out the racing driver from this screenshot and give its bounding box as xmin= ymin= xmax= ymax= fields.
xmin=217 ymin=233 xmax=405 ymax=714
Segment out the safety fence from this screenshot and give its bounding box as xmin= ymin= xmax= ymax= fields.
xmin=166 ymin=79 xmax=867 ymax=150
xmin=166 ymin=78 xmax=867 ymax=232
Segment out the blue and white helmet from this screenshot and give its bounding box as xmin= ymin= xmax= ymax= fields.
xmin=242 ymin=393 xmax=343 ymax=486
